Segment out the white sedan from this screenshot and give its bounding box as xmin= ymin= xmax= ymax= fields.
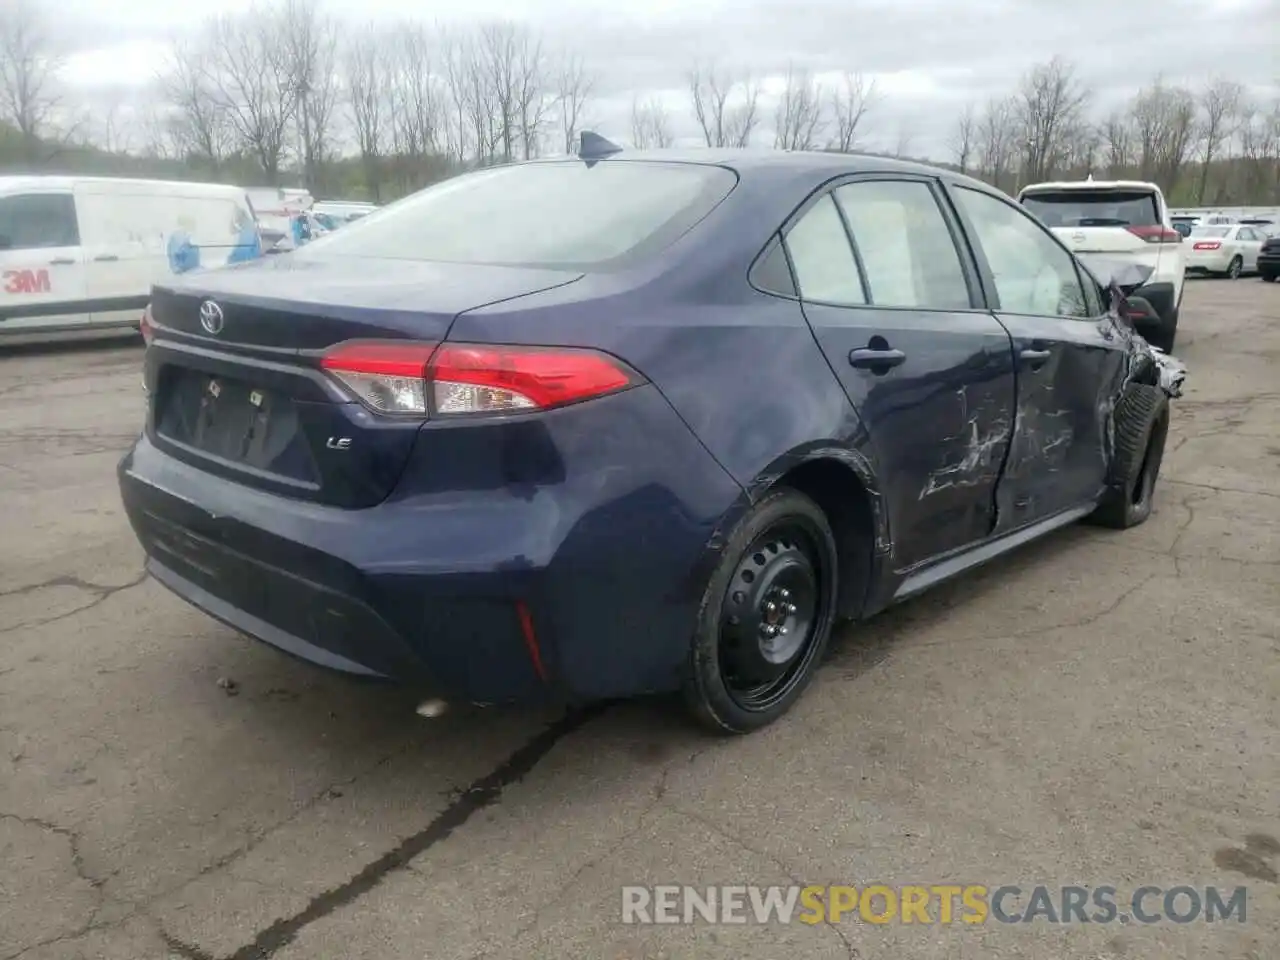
xmin=1184 ymin=224 xmax=1268 ymax=278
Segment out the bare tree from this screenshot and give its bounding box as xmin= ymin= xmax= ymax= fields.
xmin=346 ymin=26 xmax=391 ymax=199
xmin=1130 ymin=77 xmax=1197 ymax=192
xmin=1101 ymin=110 xmax=1136 ymax=177
xmin=205 ymin=6 xmax=299 ymax=182
xmin=977 ymin=95 xmax=1018 ymax=191
xmin=827 ymin=71 xmax=877 ymax=153
xmin=1015 ymin=56 xmax=1090 ymax=182
xmin=390 ymin=26 xmax=445 ymax=156
xmin=473 ymin=21 xmax=549 ymax=163
xmin=158 ymin=38 xmax=235 ymax=169
xmin=630 ymin=96 xmax=673 ymax=149
xmin=688 ymin=61 xmax=760 ymax=148
xmin=1196 ymin=77 xmax=1243 ymax=204
xmin=0 ymin=0 xmax=64 ymax=160
xmin=439 ymin=27 xmax=478 ymax=165
xmin=554 ymin=53 xmax=595 ymax=154
xmin=773 ymin=64 xmax=825 ymax=151
xmin=282 ymin=0 xmax=340 ymax=191
xmin=949 ymin=102 xmax=977 ymax=173
xmin=1235 ymin=96 xmax=1280 ymax=202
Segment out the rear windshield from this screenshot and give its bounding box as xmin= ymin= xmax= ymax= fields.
xmin=295 ymin=161 xmax=737 ymax=269
xmin=1192 ymin=227 xmax=1230 ymax=238
xmin=1020 ymin=189 xmax=1160 ymax=229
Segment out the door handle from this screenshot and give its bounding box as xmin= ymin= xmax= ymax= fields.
xmin=93 ymin=254 xmax=119 ymax=262
xmin=49 ymin=257 xmax=76 ymax=265
xmin=849 ymin=347 xmax=906 ymax=371
xmin=1020 ymin=348 xmax=1051 ymax=368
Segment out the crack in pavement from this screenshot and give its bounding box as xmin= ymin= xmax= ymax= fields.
xmin=1165 ymin=479 xmax=1280 ymax=501
xmin=0 ymin=572 xmax=148 ymax=636
xmin=206 ymin=705 xmax=609 ymax=960
xmin=663 ymin=803 xmax=861 ymax=959
xmin=0 ymin=813 xmax=111 ymax=960
xmin=485 ymin=746 xmax=719 ymax=951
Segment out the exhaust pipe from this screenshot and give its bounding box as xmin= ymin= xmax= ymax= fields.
xmin=415 ymin=698 xmax=449 ymax=719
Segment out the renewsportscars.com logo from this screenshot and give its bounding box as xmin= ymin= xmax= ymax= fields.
xmin=621 ymin=884 xmax=1249 ymax=926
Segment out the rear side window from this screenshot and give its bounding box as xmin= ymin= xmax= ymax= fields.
xmin=783 ymin=194 xmax=866 ymax=305
xmin=0 ymin=193 xmax=80 ymax=250
xmin=1020 ymin=189 xmax=1160 ymax=229
xmin=296 ymin=161 xmax=737 ymax=269
xmin=834 ymin=180 xmax=971 ymax=310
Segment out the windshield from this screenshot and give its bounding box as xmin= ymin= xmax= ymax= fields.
xmin=1192 ymin=227 xmax=1230 ymax=238
xmin=1020 ymin=189 xmax=1160 ymax=229
xmin=295 ymin=160 xmax=737 ymax=269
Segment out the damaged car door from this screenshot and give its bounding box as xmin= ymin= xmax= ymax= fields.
xmin=788 ymin=176 xmax=1018 ymax=570
xmin=948 ymin=185 xmax=1127 ymax=529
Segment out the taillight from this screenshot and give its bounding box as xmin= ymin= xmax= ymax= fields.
xmin=428 ymin=343 xmax=641 ymax=414
xmin=1193 ymin=241 xmax=1222 ymax=251
xmin=139 ymin=304 xmax=154 ymax=346
xmin=320 ymin=341 xmax=644 ymax=417
xmin=1126 ymin=225 xmax=1181 ymax=244
xmin=320 ymin=342 xmax=437 ymax=415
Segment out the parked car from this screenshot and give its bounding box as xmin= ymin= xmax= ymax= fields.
xmin=119 ymin=142 xmax=1186 ymax=734
xmin=1171 ymin=212 xmax=1237 ymax=237
xmin=1258 ymin=235 xmax=1280 ymax=282
xmin=1184 ymin=224 xmax=1268 ymax=278
xmin=0 ymin=176 xmax=260 ymax=337
xmin=1018 ymin=180 xmax=1185 ymax=352
xmin=312 ymin=200 xmax=379 ymax=225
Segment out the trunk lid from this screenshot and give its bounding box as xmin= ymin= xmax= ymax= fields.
xmin=144 ymin=256 xmax=583 ymax=509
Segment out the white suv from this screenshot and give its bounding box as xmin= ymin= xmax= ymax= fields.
xmin=1017 ymin=180 xmax=1185 ymax=352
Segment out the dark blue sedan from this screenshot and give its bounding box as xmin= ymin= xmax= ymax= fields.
xmin=120 ymin=139 xmax=1182 ymax=733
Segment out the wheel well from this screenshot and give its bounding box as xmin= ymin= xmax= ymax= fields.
xmin=776 ymin=458 xmax=875 ymax=619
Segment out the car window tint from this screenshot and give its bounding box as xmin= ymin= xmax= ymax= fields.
xmin=834 ymin=180 xmax=971 ymax=310
xmin=294 ymin=160 xmax=736 ymax=269
xmin=783 ymin=194 xmax=866 ymax=305
xmin=1020 ymin=189 xmax=1159 ymax=228
xmin=954 ymin=187 xmax=1088 ymax=319
xmin=752 ymin=235 xmax=796 ymax=296
xmin=0 ymin=193 xmax=80 ymax=250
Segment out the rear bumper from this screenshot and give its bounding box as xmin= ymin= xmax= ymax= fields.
xmin=119 ymin=385 xmax=744 ymax=703
xmin=1185 ymin=251 xmax=1234 ymax=274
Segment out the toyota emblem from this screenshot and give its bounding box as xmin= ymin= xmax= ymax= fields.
xmin=199 ymin=300 xmax=225 ymax=335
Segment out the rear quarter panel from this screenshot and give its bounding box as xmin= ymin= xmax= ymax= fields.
xmin=447 ymin=188 xmax=872 ymax=508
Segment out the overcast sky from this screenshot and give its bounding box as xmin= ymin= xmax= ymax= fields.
xmin=54 ymin=0 xmax=1280 ymax=158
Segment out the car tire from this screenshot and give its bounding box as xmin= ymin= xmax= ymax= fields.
xmin=683 ymin=487 xmax=839 ymax=735
xmin=1225 ymin=256 xmax=1243 ymax=280
xmin=1087 ymin=384 xmax=1170 ymax=530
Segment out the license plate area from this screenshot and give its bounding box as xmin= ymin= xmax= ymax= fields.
xmin=156 ymin=367 xmax=319 ymax=483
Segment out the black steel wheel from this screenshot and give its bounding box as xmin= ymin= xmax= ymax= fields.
xmin=684 ymin=487 xmax=838 ymax=734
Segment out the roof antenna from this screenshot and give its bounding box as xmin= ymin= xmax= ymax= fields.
xmin=578 ymin=131 xmax=623 ymax=164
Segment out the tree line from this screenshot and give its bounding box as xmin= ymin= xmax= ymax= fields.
xmin=1 ymin=0 xmax=1277 ymax=206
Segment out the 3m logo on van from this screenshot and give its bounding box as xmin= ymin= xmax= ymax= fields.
xmin=2 ymin=269 xmax=52 ymax=295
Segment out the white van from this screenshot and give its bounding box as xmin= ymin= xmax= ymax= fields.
xmin=0 ymin=176 xmax=260 ymax=336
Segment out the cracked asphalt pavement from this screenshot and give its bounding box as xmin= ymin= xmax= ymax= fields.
xmin=2 ymin=280 xmax=1278 ymax=960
